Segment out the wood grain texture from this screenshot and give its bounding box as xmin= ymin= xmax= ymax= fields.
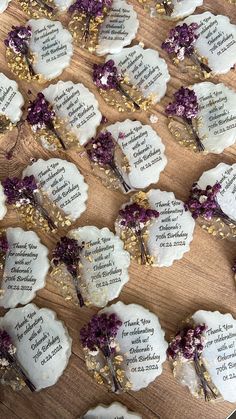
xmin=0 ymin=1 xmax=236 ymax=418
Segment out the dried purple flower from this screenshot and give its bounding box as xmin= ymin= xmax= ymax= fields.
xmin=87 ymin=131 xmax=131 ymax=193
xmin=93 ymin=60 xmax=140 ymax=110
xmin=232 ymin=260 xmax=236 ymax=273
xmin=185 ymin=182 xmax=236 ymax=226
xmin=2 ymin=176 xmax=56 ymax=231
xmin=27 ymin=93 xmax=66 ymax=150
xmin=5 ymin=26 xmax=35 ymax=76
xmin=119 ymin=203 xmax=159 ymax=264
xmin=52 ymin=236 xmax=84 ymax=306
xmin=166 ymin=87 xmax=204 ymax=152
xmin=80 ymin=312 xmax=123 ymax=392
xmin=162 ymin=23 xmax=211 ymax=74
xmin=0 ymin=233 xmax=8 ymax=255
xmin=168 ymin=323 xmax=217 ymax=401
xmin=0 ymin=329 xmax=36 ymax=392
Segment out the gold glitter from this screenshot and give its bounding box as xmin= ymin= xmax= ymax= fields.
xmin=6 ymin=48 xmax=43 ymax=83
xmin=168 ymin=117 xmax=208 ymax=154
xmin=19 ymin=0 xmax=56 ymax=18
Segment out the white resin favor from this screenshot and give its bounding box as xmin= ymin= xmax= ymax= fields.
xmin=0 ymin=303 xmax=72 ymax=391
xmin=192 ymin=310 xmax=236 ymax=403
xmin=106 ymin=120 xmax=167 ymax=190
xmin=43 ymin=81 xmax=102 ymax=146
xmin=107 ymin=45 xmax=170 ymax=104
xmin=54 ymin=0 xmax=73 ymax=11
xmin=96 ymin=0 xmax=139 ymax=56
xmin=197 ymin=163 xmax=236 ymax=223
xmin=164 ymin=0 xmax=203 ymax=20
xmin=183 ymin=12 xmax=236 ymax=74
xmin=0 ymin=73 xmax=24 ymax=123
xmin=70 ymin=226 xmax=130 ymax=307
xmin=28 ymin=19 xmax=73 ymax=80
xmin=0 ymin=228 xmax=49 ymax=309
xmin=23 ymin=158 xmax=88 ymax=221
xmin=83 ymin=402 xmax=142 ymax=419
xmin=0 ymin=183 xmax=7 ymax=220
xmin=147 ymin=189 xmax=195 ymax=266
xmin=102 ymin=302 xmax=167 ymax=391
xmin=0 ymin=0 xmax=11 ymax=13
xmin=192 ymin=82 xmax=236 ymax=154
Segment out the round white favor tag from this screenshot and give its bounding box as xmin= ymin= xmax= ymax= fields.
xmin=42 ymin=81 xmax=102 ymax=146
xmin=0 ymin=0 xmax=11 ymax=13
xmin=69 ymin=226 xmax=130 ymax=307
xmin=107 ymin=45 xmax=170 ymax=104
xmin=23 ymin=158 xmax=88 ymax=221
xmin=0 ymin=183 xmax=7 ymax=221
xmin=183 ymin=12 xmax=236 ymax=74
xmin=0 ymin=227 xmax=49 ymax=309
xmin=147 ymin=189 xmax=195 ymax=267
xmin=0 ymin=303 xmax=72 ymax=391
xmin=102 ymin=301 xmax=167 ymax=391
xmin=83 ymin=402 xmax=142 ymax=419
xmin=0 ymin=73 xmax=24 ymax=124
xmin=197 ymin=163 xmax=236 ymax=224
xmin=28 ymin=18 xmax=73 ymax=80
xmin=105 ymin=120 xmax=167 ymax=191
xmin=96 ymin=0 xmax=139 ymax=56
xmin=191 ymin=82 xmax=236 ymax=154
xmin=192 ymin=310 xmax=236 ymax=403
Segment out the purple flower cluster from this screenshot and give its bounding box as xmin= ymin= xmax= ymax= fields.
xmin=69 ymin=0 xmax=112 ymax=16
xmin=162 ymin=23 xmax=199 ymax=61
xmin=166 ymin=87 xmax=199 ymax=120
xmin=232 ymin=260 xmax=236 ymax=273
xmin=5 ymin=25 xmax=32 ymax=55
xmin=167 ymin=323 xmax=207 ymax=361
xmin=2 ymin=176 xmax=38 ymax=206
xmin=93 ymin=60 xmax=119 ymax=90
xmin=27 ymin=93 xmax=55 ymax=132
xmin=119 ymin=203 xmax=159 ymax=229
xmin=0 ymin=330 xmax=16 ymax=367
xmin=80 ymin=313 xmax=122 ymax=353
xmin=0 ymin=234 xmax=9 ymax=255
xmin=52 ymin=236 xmax=83 ymax=278
xmin=87 ymin=131 xmax=115 ymax=165
xmin=184 ymin=182 xmax=222 ymax=221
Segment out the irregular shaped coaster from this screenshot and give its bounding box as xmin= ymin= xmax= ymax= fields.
xmin=0 ymin=303 xmax=72 ymax=391
xmin=183 ymin=12 xmax=236 ymax=75
xmin=83 ymin=402 xmax=142 ymax=419
xmin=168 ymin=310 xmax=236 ymax=402
xmin=167 ymin=83 xmax=236 ymax=154
xmin=0 ymin=73 xmax=24 ymax=128
xmin=19 ymin=0 xmax=73 ymax=17
xmin=23 ymin=158 xmax=88 ymax=222
xmin=101 ymin=302 xmax=167 ymax=391
xmin=0 ymin=0 xmax=11 ymax=13
xmin=139 ymin=0 xmax=202 ymax=20
xmin=0 ymin=227 xmax=49 ymax=309
xmin=42 ymin=81 xmax=102 ymax=147
xmin=66 ymin=226 xmax=130 ymax=307
xmin=147 ymin=189 xmax=195 ymax=267
xmin=96 ymin=0 xmax=139 ymax=56
xmin=87 ymin=120 xmax=167 ymax=193
xmin=0 ymin=183 xmax=7 ymax=221
xmin=107 ymin=45 xmax=170 ymax=106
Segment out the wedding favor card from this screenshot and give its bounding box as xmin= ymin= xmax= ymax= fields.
xmin=23 ymin=158 xmax=88 ymax=222
xmin=0 ymin=304 xmax=72 ymax=390
xmin=96 ymin=0 xmax=139 ymax=56
xmin=83 ymin=402 xmax=142 ymax=419
xmin=42 ymin=81 xmax=102 ymax=146
xmin=0 ymin=227 xmax=49 ymax=309
xmin=107 ymin=45 xmax=170 ymax=104
xmin=183 ymin=12 xmax=236 ymax=74
xmin=0 ymin=73 xmax=24 ymax=124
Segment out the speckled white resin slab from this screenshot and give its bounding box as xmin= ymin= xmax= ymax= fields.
xmin=28 ymin=18 xmax=73 ymax=80
xmin=0 ymin=303 xmax=72 ymax=391
xmin=43 ymin=81 xmax=102 ymax=146
xmin=102 ymin=301 xmax=167 ymax=391
xmin=83 ymin=402 xmax=142 ymax=419
xmin=107 ymin=45 xmax=170 ymax=104
xmin=23 ymin=158 xmax=88 ymax=221
xmin=96 ymin=0 xmax=139 ymax=56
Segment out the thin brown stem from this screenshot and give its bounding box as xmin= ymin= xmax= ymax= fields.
xmin=1 ymin=350 xmax=36 ymax=392
xmin=194 ymin=353 xmax=217 ymax=401
xmin=109 ymin=161 xmax=131 ymax=193
xmin=162 ymin=0 xmax=174 ymax=16
xmin=47 ymin=122 xmax=67 ymax=150
xmin=71 ymin=272 xmax=84 ymax=307
xmin=190 ymin=53 xmax=212 ymax=75
xmin=5 ymin=121 xmax=24 ymax=160
xmin=30 ymin=193 xmax=57 ymax=231
xmin=136 ymin=228 xmax=148 ymax=265
xmin=184 ymin=118 xmax=205 ymax=152
xmin=34 ymin=0 xmax=54 ymax=13
xmin=116 ymin=83 xmax=140 ymax=110
xmin=101 ymin=346 xmax=123 ymax=393
xmin=82 ymin=15 xmax=92 ymax=42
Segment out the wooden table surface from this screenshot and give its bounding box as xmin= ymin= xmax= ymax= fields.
xmin=0 ymin=1 xmax=236 ymax=418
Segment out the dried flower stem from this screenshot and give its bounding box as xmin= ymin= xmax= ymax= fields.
xmin=190 ymin=53 xmax=211 ymax=75
xmin=35 ymin=0 xmax=54 ymax=13
xmin=24 ymin=190 xmax=56 ymax=231
xmin=47 ymin=121 xmax=66 ymax=150
xmin=24 ymin=54 xmax=35 ymax=77
xmin=214 ymin=207 xmax=236 ymax=227
xmin=184 ymin=118 xmax=204 ymax=152
xmin=1 ymin=349 xmax=36 ymax=392
xmin=109 ymin=161 xmax=131 ymax=193
xmin=162 ymin=0 xmax=173 ymax=16
xmin=5 ymin=121 xmax=24 ymax=160
xmin=71 ymin=272 xmax=84 ymax=307
xmin=83 ymin=15 xmax=92 ymax=42
xmin=194 ymin=353 xmax=217 ymax=401
xmin=101 ymin=345 xmax=122 ymax=393
xmin=135 ymin=227 xmax=148 ymax=265
xmin=116 ymin=84 xmax=140 ymax=110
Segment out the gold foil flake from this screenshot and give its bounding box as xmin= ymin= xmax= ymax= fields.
xmin=168 ymin=117 xmax=208 ymax=154
xmin=69 ymin=11 xmax=107 ymax=52
xmin=184 ymin=51 xmax=214 ymax=81
xmin=200 ymin=217 xmax=236 ymax=240
xmin=19 ymin=0 xmax=56 ymax=18
xmin=33 ymin=118 xmax=80 ymax=151
xmin=6 ymin=48 xmax=42 ymax=83
xmin=0 ymin=115 xmax=13 ymax=134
